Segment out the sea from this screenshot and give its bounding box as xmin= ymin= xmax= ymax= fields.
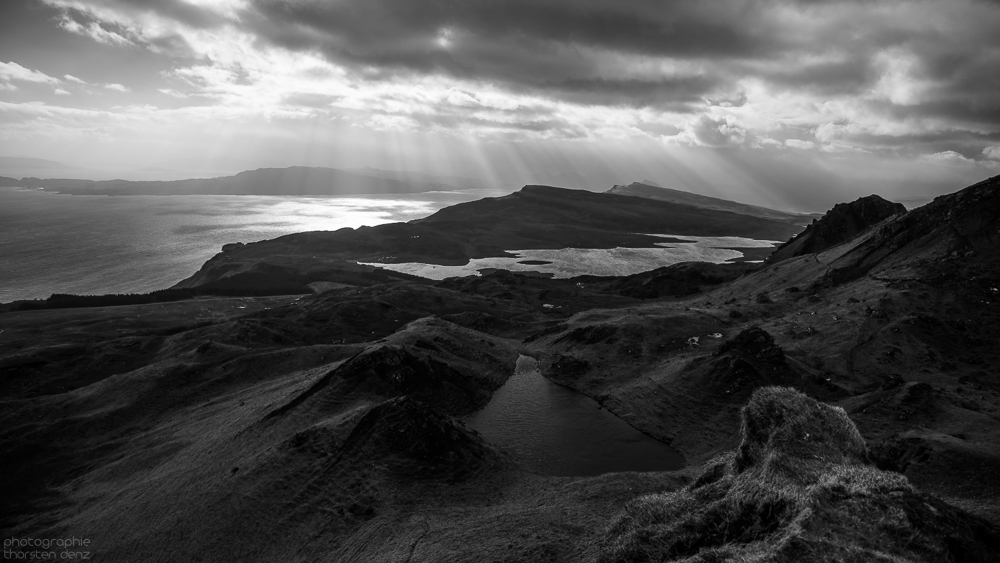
xmin=0 ymin=187 xmax=503 ymax=303
xmin=0 ymin=186 xmax=778 ymax=304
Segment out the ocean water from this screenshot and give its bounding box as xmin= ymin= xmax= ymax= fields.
xmin=0 ymin=187 xmax=500 ymax=303
xmin=464 ymin=355 xmax=683 ymax=476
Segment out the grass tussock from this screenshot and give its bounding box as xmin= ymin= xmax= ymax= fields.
xmin=600 ymin=387 xmax=1000 ymax=562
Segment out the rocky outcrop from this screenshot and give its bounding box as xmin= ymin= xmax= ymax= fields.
xmin=768 ymin=194 xmax=906 ymax=263
xmin=819 ymin=174 xmax=1000 ymax=285
xmin=601 ymin=387 xmax=1000 ymax=562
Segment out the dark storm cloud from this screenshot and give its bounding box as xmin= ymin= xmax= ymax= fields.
xmin=247 ymin=0 xmax=774 ymax=61
xmin=517 ymin=76 xmax=721 ymax=110
xmin=242 ymin=0 xmax=780 ymax=108
xmin=60 ymin=0 xmax=227 ymax=30
xmin=236 ymin=0 xmax=1000 ymax=139
xmin=28 ymin=0 xmax=1000 ymax=155
xmin=763 ymin=59 xmax=874 ymax=97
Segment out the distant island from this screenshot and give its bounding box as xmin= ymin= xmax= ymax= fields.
xmin=10 ymin=166 xmax=469 ymax=196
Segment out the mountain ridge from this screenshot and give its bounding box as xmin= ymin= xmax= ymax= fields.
xmin=606 ymin=181 xmax=820 ymax=223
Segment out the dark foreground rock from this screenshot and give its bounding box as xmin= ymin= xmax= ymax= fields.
xmin=601 ymin=387 xmax=1000 ymax=562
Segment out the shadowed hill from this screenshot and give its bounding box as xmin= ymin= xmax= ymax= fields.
xmin=599 ymin=261 xmax=758 ymax=299
xmin=532 ymin=324 xmax=847 ymax=460
xmin=601 ymin=387 xmax=1000 ymax=562
xmin=767 ymin=194 xmax=906 ymax=264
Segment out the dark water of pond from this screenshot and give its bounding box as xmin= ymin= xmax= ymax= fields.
xmin=463 ymin=355 xmax=684 ymax=476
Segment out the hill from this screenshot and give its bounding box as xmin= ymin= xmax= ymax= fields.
xmin=173 ymin=184 xmax=803 ymax=291
xmin=767 ymin=194 xmax=907 ymax=263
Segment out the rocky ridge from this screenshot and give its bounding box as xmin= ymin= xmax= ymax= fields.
xmin=767 ymin=194 xmax=907 ymax=264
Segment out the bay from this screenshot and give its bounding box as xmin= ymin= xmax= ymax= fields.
xmin=0 ymin=187 xmax=501 ymax=303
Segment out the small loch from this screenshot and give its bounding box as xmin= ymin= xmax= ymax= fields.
xmin=464 ymin=355 xmax=684 ymax=476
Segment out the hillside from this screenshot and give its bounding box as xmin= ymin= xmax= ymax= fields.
xmin=2 ymin=175 xmax=1000 ymax=561
xmin=767 ymin=194 xmax=907 ymax=263
xmin=528 ymin=174 xmax=1000 ymax=522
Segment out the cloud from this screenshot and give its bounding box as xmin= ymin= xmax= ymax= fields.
xmin=924 ymin=150 xmax=973 ymax=164
xmin=17 ymin=0 xmax=1000 ymax=158
xmin=104 ymin=83 xmax=130 ymax=92
xmin=688 ymin=115 xmax=747 ymax=148
xmin=54 ymin=88 xmax=71 ymax=95
xmin=984 ymin=146 xmax=1000 ymax=160
xmin=785 ymin=139 xmax=816 ymax=150
xmin=64 ymin=74 xmax=86 ymax=84
xmin=157 ymin=88 xmax=187 ymax=98
xmin=58 ymin=16 xmax=136 ymax=46
xmin=0 ymin=61 xmax=62 ymax=85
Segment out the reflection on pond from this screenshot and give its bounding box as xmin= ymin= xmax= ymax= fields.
xmin=463 ymin=356 xmax=684 ymax=476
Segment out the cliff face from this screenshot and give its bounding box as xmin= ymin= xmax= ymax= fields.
xmin=768 ymin=194 xmax=906 ymax=263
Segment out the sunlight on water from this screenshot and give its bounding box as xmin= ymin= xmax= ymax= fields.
xmin=360 ymin=234 xmax=780 ymax=279
xmin=0 ymin=188 xmax=499 ymax=302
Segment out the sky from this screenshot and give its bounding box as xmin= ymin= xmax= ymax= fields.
xmin=1 ymin=0 xmax=999 ymax=211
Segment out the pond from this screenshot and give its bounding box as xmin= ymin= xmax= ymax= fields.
xmin=463 ymin=355 xmax=684 ymax=476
